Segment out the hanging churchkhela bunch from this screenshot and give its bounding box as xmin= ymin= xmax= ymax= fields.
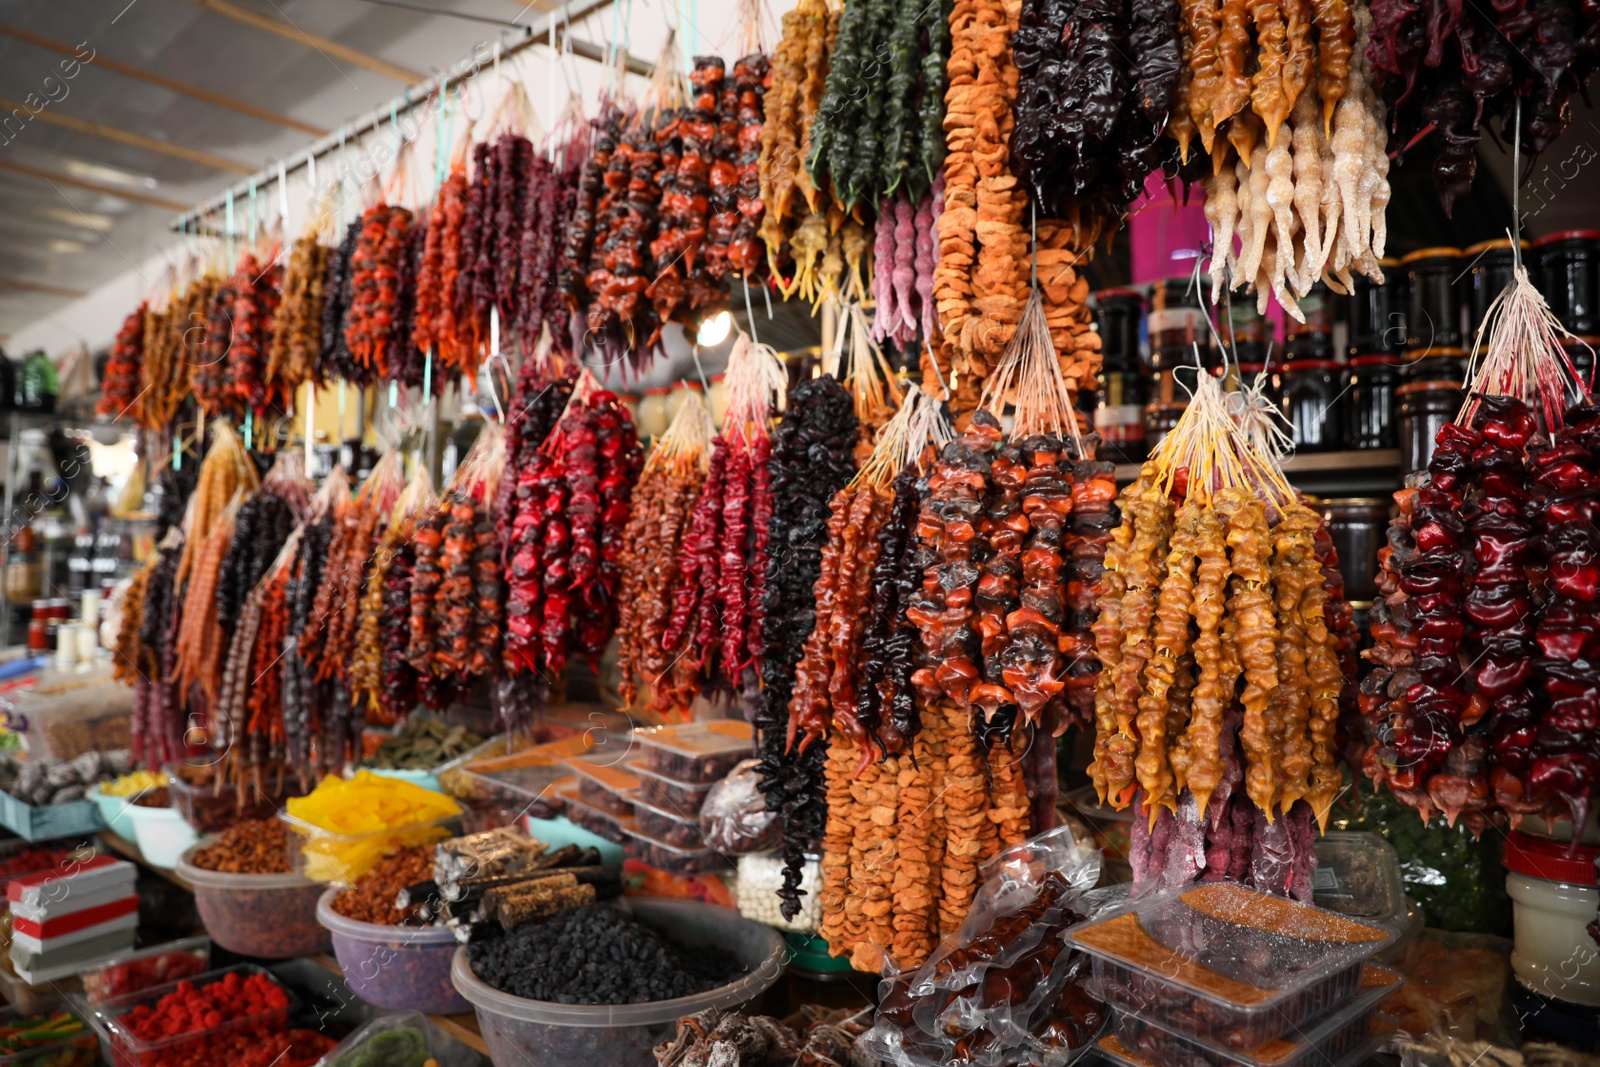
xmin=497 ymin=372 xmax=644 ymax=682
xmin=1191 ymin=0 xmax=1389 ymax=314
xmin=137 ymin=273 xmax=216 ymax=432
xmin=615 ymin=394 xmax=717 ymax=716
xmin=659 ymin=335 xmax=785 ymax=711
xmin=1363 ymin=260 xmax=1596 ymax=835
xmin=753 ymin=376 xmax=859 ymax=920
xmin=100 ymin=304 xmax=145 ymax=420
xmin=1369 ymin=0 xmax=1600 ymax=213
xmin=812 ymin=390 xmax=1033 ymax=975
xmin=283 ymin=471 xmax=350 ymax=787
xmin=1089 ymin=371 xmax=1347 ymax=900
xmin=268 ymin=209 xmax=333 ymax=395
xmin=520 ymin=95 xmax=591 ymax=360
xmin=350 ymin=470 xmax=434 ymax=727
xmin=870 ymin=180 xmax=943 ymax=351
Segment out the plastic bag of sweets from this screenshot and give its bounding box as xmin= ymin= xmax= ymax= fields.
xmin=699 ymin=760 xmax=780 ymax=855
xmin=861 ymin=825 xmax=1106 ymax=1067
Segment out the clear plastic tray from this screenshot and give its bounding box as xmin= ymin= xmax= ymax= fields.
xmin=629 ymin=793 xmax=705 ymax=850
xmin=621 ymin=825 xmax=730 ymax=876
xmin=565 ymin=757 xmax=639 ymax=817
xmin=88 ymin=963 xmax=294 ymax=1067
xmin=314 ymin=1010 xmax=437 ymax=1067
xmin=165 ymin=761 xmax=307 ymax=835
xmin=629 ymin=722 xmax=751 ymax=784
xmin=627 ymin=760 xmax=716 ymax=814
xmin=1098 ymin=1031 xmax=1386 ymax=1067
xmin=1107 ymin=962 xmax=1404 ymax=1067
xmin=281 ymin=811 xmax=461 ymax=884
xmin=555 ymin=786 xmax=634 ymax=845
xmin=0 ymin=1002 xmax=98 ymax=1067
xmin=0 ymin=666 xmax=132 ymax=761
xmin=76 ymin=936 xmax=211 ymax=1008
xmin=1313 ymin=832 xmax=1408 ymax=928
xmin=1068 ymin=882 xmax=1397 ymax=1050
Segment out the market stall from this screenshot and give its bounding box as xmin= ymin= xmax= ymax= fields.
xmin=0 ymin=0 xmax=1597 ymax=1062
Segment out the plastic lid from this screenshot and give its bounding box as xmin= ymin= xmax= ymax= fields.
xmin=1503 ymin=831 xmax=1599 ymax=886
xmin=1313 ymin=832 xmax=1408 ymax=925
xmin=1320 ymin=497 xmax=1389 ymax=507
xmin=1400 ymin=246 xmax=1464 ymax=265
xmin=1464 ymin=237 xmax=1531 ymax=256
xmin=1094 ymin=288 xmax=1145 ymax=304
xmin=1396 ymin=380 xmax=1466 ymax=395
xmin=643 ymin=386 xmax=672 ymax=396
xmin=565 ymin=757 xmax=641 ymax=793
xmin=627 ymin=759 xmax=717 ymax=793
xmin=631 ymin=721 xmax=752 ymax=759
xmin=1283 ymin=359 xmax=1343 ymax=371
xmin=785 ymin=931 xmax=855 ymax=974
xmin=1349 ymin=355 xmax=1403 ymax=367
xmin=1533 ymin=229 xmax=1600 ymax=247
xmin=1405 ymin=346 xmax=1467 ymax=358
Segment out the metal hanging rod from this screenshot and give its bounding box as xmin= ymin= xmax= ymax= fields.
xmin=169 ymin=0 xmax=632 ymax=234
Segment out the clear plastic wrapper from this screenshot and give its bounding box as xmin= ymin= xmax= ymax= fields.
xmin=699 ymin=759 xmax=780 ymax=855
xmin=861 ymin=824 xmax=1106 ymax=1067
xmin=629 ymin=722 xmax=751 ymax=783
xmin=564 ymin=757 xmax=638 ymax=817
xmin=628 ymin=760 xmax=716 ymax=813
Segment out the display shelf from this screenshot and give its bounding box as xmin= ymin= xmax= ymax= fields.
xmin=1114 ymin=449 xmax=1402 ymax=496
xmin=310 ymin=953 xmax=488 ymax=1055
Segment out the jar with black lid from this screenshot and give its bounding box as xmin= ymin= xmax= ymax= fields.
xmin=1319 ymin=498 xmax=1392 ymax=602
xmin=1398 ymin=379 xmax=1465 ymax=480
xmin=1535 ymin=230 xmax=1600 ymax=336
xmin=1346 ymin=355 xmax=1402 ymax=450
xmin=1347 ymin=259 xmax=1404 ymax=357
xmin=1149 ymin=278 xmax=1210 ymax=394
xmin=1466 ymin=238 xmax=1530 ymax=341
xmin=1217 ymin=299 xmax=1270 ymax=365
xmin=1093 ymin=288 xmax=1145 ymax=373
xmin=1403 ymin=344 xmax=1467 ymax=385
xmin=1402 ymin=246 xmax=1466 ymax=352
xmin=1280 ymin=359 xmax=1345 ymax=451
xmin=1096 ymin=370 xmax=1148 ymax=465
xmin=1287 ymin=281 xmax=1338 ymax=360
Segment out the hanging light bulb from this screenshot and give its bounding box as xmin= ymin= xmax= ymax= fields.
xmin=697 ymin=310 xmax=732 ymax=347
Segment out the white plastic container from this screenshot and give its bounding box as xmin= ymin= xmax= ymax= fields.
xmin=88 ymin=784 xmax=135 ymax=840
xmin=1503 ymin=831 xmax=1600 ymax=1007
xmin=128 ymin=805 xmax=197 ymax=869
xmin=450 ymin=898 xmax=784 ymax=1067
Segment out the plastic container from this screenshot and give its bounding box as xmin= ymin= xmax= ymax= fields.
xmin=630 ymin=722 xmax=751 ymax=784
xmin=282 ymin=811 xmax=461 ymax=885
xmin=165 ymin=761 xmax=306 ymax=834
xmin=628 ymin=760 xmax=716 ymax=814
xmin=555 ymin=786 xmax=633 ymax=845
xmin=127 ymin=805 xmax=197 ymax=869
xmin=314 ymin=1011 xmax=442 ymax=1067
xmin=364 ymin=766 xmax=441 ymax=794
xmin=0 ymin=1003 xmax=98 ymax=1067
xmin=175 ymin=843 xmax=331 ymax=959
xmin=0 ymin=667 xmax=132 ymax=761
xmin=631 ymin=793 xmax=706 ymax=849
xmin=1106 ymin=962 xmax=1403 ymax=1067
xmin=88 ymin=784 xmax=135 ymax=840
xmin=1503 ymin=831 xmax=1600 ymax=1006
xmin=450 ymin=898 xmax=785 ymax=1067
xmin=1068 ymin=882 xmax=1397 ymax=1050
xmin=316 ymin=889 xmax=469 ymax=1014
xmin=77 ymin=937 xmax=211 ymax=1008
xmin=1099 ymin=1030 xmax=1385 ymax=1067
xmin=89 ymin=964 xmax=294 ymax=1067
xmin=621 ymin=826 xmax=730 ymax=876
xmin=565 ymin=757 xmax=639 ymax=817
xmin=1313 ymin=832 xmax=1409 ymax=930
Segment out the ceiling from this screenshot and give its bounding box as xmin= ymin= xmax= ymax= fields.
xmin=0 ymin=0 xmax=1595 ymax=354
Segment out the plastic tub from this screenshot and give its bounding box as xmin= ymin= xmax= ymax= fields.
xmin=88 ymin=784 xmax=135 ymax=840
xmin=555 ymin=787 xmax=633 ymax=845
xmin=127 ymin=805 xmax=197 ymax=869
xmin=630 ymin=722 xmax=751 ymax=783
xmin=621 ymin=826 xmax=730 ymax=876
xmin=1107 ymin=963 xmax=1403 ymax=1067
xmin=628 ymin=761 xmax=716 ymax=814
xmin=175 ymin=843 xmax=331 ymax=959
xmin=564 ymin=757 xmax=639 ymax=817
xmin=282 ymin=811 xmax=461 ymax=885
xmin=1504 ymin=831 xmax=1600 ymax=1006
xmin=1 ymin=667 xmax=132 ymax=761
xmin=316 ymin=889 xmax=469 ymax=1014
xmin=630 ymin=793 xmax=706 ymax=849
xmin=1068 ymin=881 xmax=1396 ymax=1050
xmin=314 ymin=1011 xmax=439 ymax=1067
xmin=88 ymin=964 xmax=294 ymax=1067
xmin=165 ymin=761 xmax=305 ymax=834
xmin=450 ymin=898 xmax=785 ymax=1067
xmin=77 ymin=936 xmax=211 ymax=1008
xmin=0 ymin=1003 xmax=98 ymax=1067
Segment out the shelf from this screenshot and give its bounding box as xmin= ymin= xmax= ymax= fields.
xmin=1114 ymin=449 xmax=1403 ymax=496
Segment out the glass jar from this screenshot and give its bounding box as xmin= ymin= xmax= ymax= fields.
xmin=1403 ymin=345 xmax=1467 ymax=385
xmin=1346 ymin=355 xmax=1402 ymax=450
xmin=1148 ymin=278 xmax=1210 ymax=385
xmin=1398 ymin=380 xmax=1465 ymax=480
xmin=1535 ymin=229 xmax=1600 ymax=336
xmin=1287 ymin=282 xmax=1338 ymax=361
xmin=1402 ymin=246 xmax=1465 ymax=353
xmin=1279 ymin=359 xmax=1345 ymax=451
xmin=1092 ymin=288 xmax=1145 ymax=373
xmin=1143 ymin=401 xmax=1187 ymax=455
xmin=1502 ymin=832 xmax=1600 ymax=1007
xmin=1217 ymin=299 xmax=1270 ymax=365
xmin=1319 ymin=498 xmax=1391 ymax=601
xmin=1347 ymin=260 xmax=1404 ymax=358
xmin=1465 ymin=238 xmax=1529 ymax=341
xmin=1095 ymin=369 xmax=1147 ymax=465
